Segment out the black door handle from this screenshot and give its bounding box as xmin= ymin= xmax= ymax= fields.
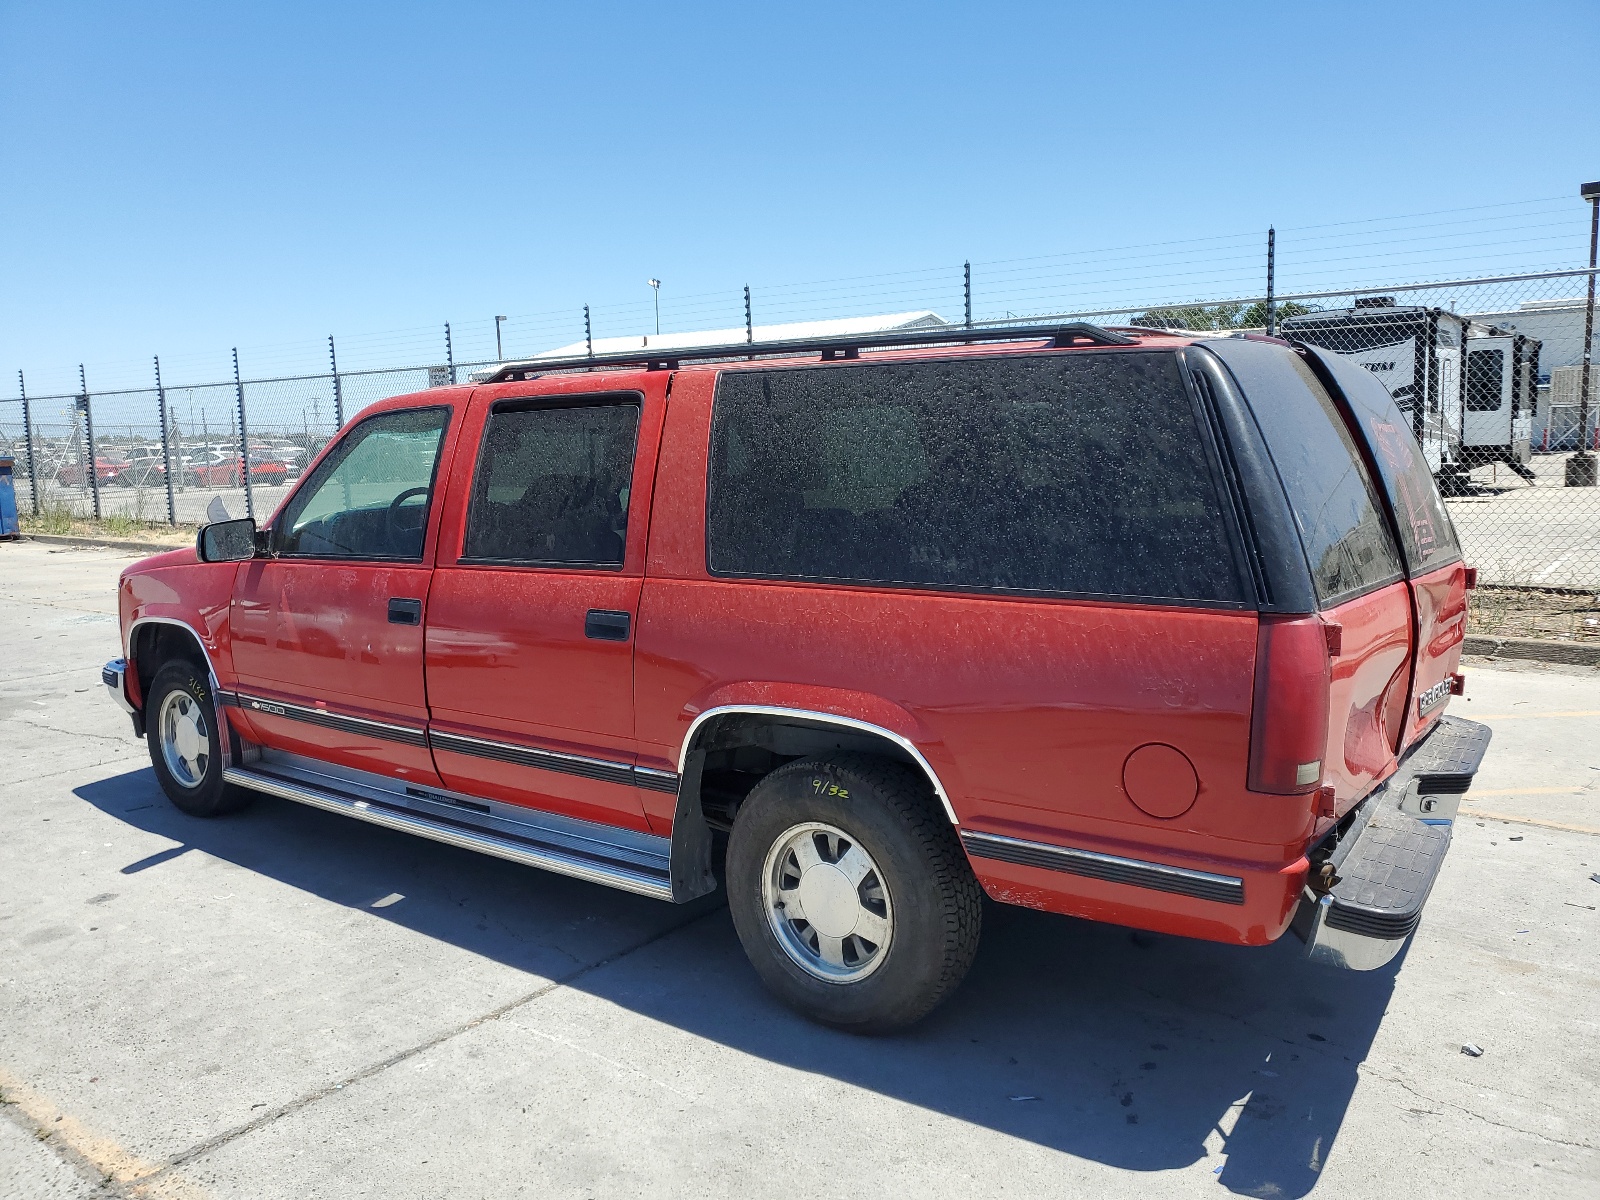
xmin=585 ymin=609 xmax=631 ymax=641
xmin=388 ymin=598 xmax=423 ymax=625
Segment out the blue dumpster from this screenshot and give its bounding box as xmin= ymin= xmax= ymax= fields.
xmin=0 ymin=456 xmax=19 ymax=538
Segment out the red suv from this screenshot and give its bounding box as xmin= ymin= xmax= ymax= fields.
xmin=103 ymin=324 xmax=1489 ymax=1031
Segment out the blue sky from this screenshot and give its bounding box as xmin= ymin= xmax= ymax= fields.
xmin=2 ymin=0 xmax=1597 ymax=393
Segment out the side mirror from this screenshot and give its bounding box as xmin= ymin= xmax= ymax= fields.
xmin=197 ymin=517 xmax=259 ymax=563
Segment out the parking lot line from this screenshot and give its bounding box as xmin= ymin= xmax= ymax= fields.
xmin=1470 ymin=786 xmax=1586 ymax=796
xmin=1458 ymin=807 xmax=1600 ymax=836
xmin=0 ymin=1065 xmax=203 ymax=1199
xmin=1470 ymin=711 xmax=1600 ymax=720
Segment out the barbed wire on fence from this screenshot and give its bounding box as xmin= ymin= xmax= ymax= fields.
xmin=2 ymin=265 xmax=1596 ymax=603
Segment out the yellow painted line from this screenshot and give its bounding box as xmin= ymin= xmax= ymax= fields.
xmin=1469 ymin=786 xmax=1584 ymax=797
xmin=0 ymin=1066 xmax=205 ymax=1198
xmin=1469 ymin=711 xmax=1600 ymax=720
xmin=1461 ymin=809 xmax=1600 ymax=836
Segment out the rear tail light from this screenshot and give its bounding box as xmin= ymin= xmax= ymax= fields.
xmin=1248 ymin=615 xmax=1332 ymax=795
xmin=1463 ymin=566 xmax=1478 ymax=590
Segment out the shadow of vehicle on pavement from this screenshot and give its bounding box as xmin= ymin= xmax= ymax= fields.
xmin=78 ymin=768 xmax=1403 ymax=1198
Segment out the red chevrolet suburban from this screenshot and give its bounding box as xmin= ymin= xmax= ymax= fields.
xmin=103 ymin=323 xmax=1490 ymax=1032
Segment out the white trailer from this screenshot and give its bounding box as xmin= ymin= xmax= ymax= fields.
xmin=1460 ymin=327 xmax=1540 ymax=477
xmin=1281 ymin=301 xmax=1465 ymax=484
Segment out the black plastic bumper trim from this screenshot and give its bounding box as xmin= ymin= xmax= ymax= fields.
xmin=429 ymin=729 xmax=638 ymax=789
xmin=960 ymin=830 xmax=1245 ymax=905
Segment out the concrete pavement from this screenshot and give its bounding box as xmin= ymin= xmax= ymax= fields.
xmin=1 ymin=540 xmax=1596 ymax=1199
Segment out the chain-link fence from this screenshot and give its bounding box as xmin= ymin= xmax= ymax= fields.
xmin=4 ymin=269 xmax=1596 ymax=614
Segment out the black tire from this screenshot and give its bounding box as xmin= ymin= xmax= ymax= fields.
xmin=726 ymin=754 xmax=982 ymax=1033
xmin=145 ymin=660 xmax=251 ymax=818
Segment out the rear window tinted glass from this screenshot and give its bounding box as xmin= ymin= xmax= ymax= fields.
xmin=1302 ymin=345 xmax=1462 ymax=575
xmin=464 ymin=400 xmax=639 ymax=566
xmin=1211 ymin=341 xmax=1405 ymax=606
xmin=706 ymin=352 xmax=1243 ymax=603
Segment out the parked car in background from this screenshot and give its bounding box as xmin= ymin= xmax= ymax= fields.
xmin=185 ymin=450 xmax=289 ymax=488
xmin=56 ymin=453 xmax=127 ymax=487
xmin=117 ymin=448 xmax=172 ymax=487
xmin=103 ymin=323 xmax=1489 ymax=1033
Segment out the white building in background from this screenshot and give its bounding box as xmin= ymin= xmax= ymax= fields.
xmin=471 ymin=311 xmax=949 ymax=380
xmin=1466 ymin=297 xmax=1598 ymax=449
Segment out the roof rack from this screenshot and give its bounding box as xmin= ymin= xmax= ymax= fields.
xmin=481 ymin=321 xmax=1138 ymax=383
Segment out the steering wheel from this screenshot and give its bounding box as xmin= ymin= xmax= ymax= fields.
xmin=385 ymin=487 xmax=431 ymax=548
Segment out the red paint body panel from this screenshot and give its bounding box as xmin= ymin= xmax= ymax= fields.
xmin=218 ymin=393 xmax=468 ymax=783
xmin=1317 ymin=580 xmax=1414 ymax=827
xmin=228 ymin=561 xmax=441 ymax=782
xmin=420 ymin=372 xmax=670 ymax=831
xmin=1401 ymin=561 xmax=1469 ymax=748
xmin=119 ymin=548 xmax=240 ymax=710
xmin=637 ymin=369 xmax=1310 ymax=945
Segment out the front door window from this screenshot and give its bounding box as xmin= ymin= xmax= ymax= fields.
xmin=276 ymin=408 xmax=449 ymax=559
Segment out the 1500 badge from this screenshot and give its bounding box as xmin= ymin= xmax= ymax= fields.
xmin=1416 ymin=678 xmax=1452 ymax=717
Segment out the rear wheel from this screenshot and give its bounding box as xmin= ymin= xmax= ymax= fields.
xmin=726 ymin=754 xmax=982 ymax=1033
xmin=145 ymin=661 xmax=251 ymax=817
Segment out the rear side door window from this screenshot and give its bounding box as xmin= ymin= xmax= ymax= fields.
xmin=463 ymin=399 xmax=641 ymax=567
xmin=706 ymin=352 xmax=1245 ymax=604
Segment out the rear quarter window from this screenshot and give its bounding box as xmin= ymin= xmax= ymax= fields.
xmin=1302 ymin=344 xmax=1463 ymax=575
xmin=1205 ymin=340 xmax=1404 ymax=608
xmin=706 ymin=351 xmax=1244 ymax=604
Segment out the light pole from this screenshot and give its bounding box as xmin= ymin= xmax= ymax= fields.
xmin=648 ymin=279 xmax=661 ymax=336
xmin=495 ymin=315 xmax=507 ymax=362
xmin=1569 ymin=181 xmax=1600 ymax=487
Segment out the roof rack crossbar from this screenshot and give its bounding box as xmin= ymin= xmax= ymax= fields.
xmin=481 ymin=321 xmax=1137 ymax=383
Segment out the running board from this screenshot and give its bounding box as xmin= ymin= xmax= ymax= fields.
xmin=221 ymin=765 xmax=675 ymax=901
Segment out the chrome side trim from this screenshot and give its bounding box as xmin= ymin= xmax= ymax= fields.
xmin=960 ymin=830 xmax=1246 ymax=905
xmin=102 ymin=658 xmax=135 ymax=714
xmin=126 ymin=616 xmax=223 ymax=693
xmin=232 ymin=690 xmax=428 ymax=748
xmin=678 ymin=704 xmax=959 ymax=825
xmin=222 ymin=765 xmax=675 ymax=902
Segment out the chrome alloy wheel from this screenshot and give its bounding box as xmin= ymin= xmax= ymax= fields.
xmin=762 ymin=822 xmax=893 ymax=983
xmin=158 ymin=689 xmax=210 ymax=789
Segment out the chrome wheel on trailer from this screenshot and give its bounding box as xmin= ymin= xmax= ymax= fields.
xmin=158 ymin=688 xmax=210 ymax=789
xmin=762 ymin=821 xmax=893 ymax=983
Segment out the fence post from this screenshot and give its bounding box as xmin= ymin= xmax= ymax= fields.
xmin=154 ymin=356 xmax=177 ymax=525
xmin=1265 ymin=227 xmax=1277 ymax=336
xmin=445 ymin=322 xmax=456 ymax=384
xmin=233 ymin=348 xmax=255 ymax=520
xmin=584 ymin=306 xmax=593 ymax=358
xmin=964 ymin=261 xmax=972 ymax=329
xmin=79 ymin=364 xmax=101 ymax=520
xmin=18 ymin=370 xmax=38 ymax=515
xmin=1570 ymin=183 xmax=1598 ymax=483
xmin=329 ymin=335 xmax=344 ymax=427
xmin=744 ymin=285 xmax=754 ymax=343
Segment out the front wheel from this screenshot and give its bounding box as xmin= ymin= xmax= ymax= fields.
xmin=726 ymin=754 xmax=982 ymax=1033
xmin=145 ymin=661 xmax=251 ymax=818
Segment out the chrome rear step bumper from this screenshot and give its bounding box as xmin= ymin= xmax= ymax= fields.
xmin=1293 ymin=716 xmax=1491 ymax=970
xmin=222 ymin=762 xmax=675 ymax=902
